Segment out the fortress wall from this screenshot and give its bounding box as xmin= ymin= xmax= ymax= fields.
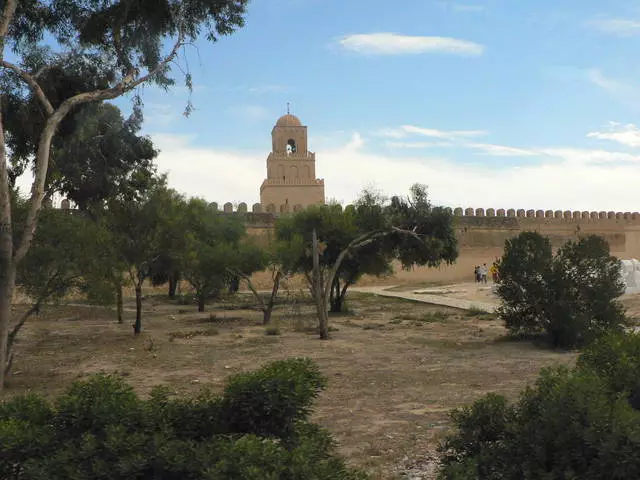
xmin=208 ymin=203 xmax=640 ymax=285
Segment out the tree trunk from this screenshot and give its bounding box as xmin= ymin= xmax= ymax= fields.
xmin=133 ymin=283 xmax=142 ymax=335
xmin=197 ymin=294 xmax=205 ymax=312
xmin=263 ymin=308 xmax=272 ymax=325
xmin=262 ymin=270 xmax=282 ymax=325
xmin=116 ymin=282 xmax=123 ymax=324
xmin=0 ymin=265 xmax=15 ymax=389
xmin=0 ymin=16 xmax=16 ymax=389
xmin=312 ymin=229 xmax=329 ymax=339
xmin=330 ymin=293 xmax=343 ymax=313
xmin=168 ymin=274 xmax=178 ymax=299
xmin=330 ymin=277 xmax=342 ymax=313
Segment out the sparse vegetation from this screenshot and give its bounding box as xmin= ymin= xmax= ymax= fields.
xmin=466 ymin=306 xmax=490 ymax=318
xmin=265 ymin=326 xmax=280 ymax=336
xmin=392 ymin=310 xmax=451 ymax=323
xmin=167 ymin=328 xmax=219 ymax=341
xmin=3 ymin=291 xmax=579 ymax=478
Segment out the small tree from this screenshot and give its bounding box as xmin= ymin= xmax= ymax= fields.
xmin=105 ymin=180 xmax=176 ymax=333
xmin=547 ymin=235 xmax=626 ymax=347
xmin=179 ymin=198 xmax=249 ymax=311
xmin=277 ymin=184 xmax=458 ymax=339
xmin=496 ymin=232 xmax=627 ymax=348
xmin=227 ymin=239 xmax=291 ymax=325
xmin=496 ymin=231 xmax=553 ymax=337
xmin=8 ymin=203 xmax=106 ymax=378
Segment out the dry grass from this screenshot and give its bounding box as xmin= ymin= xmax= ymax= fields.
xmin=5 ymin=289 xmax=577 ymax=479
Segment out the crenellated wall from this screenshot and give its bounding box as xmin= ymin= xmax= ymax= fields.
xmin=54 ymin=198 xmax=640 ymax=285
xmin=450 ymin=206 xmax=640 ymax=222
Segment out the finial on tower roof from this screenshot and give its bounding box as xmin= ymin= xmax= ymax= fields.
xmin=286 ymin=102 xmax=290 ymax=115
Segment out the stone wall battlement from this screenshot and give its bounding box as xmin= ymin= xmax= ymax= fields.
xmin=450 ymin=207 xmax=640 ymax=224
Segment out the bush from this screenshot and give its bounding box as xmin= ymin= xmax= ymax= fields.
xmin=0 ymin=358 xmax=365 ymax=479
xmin=496 ymin=232 xmax=626 ymax=348
xmin=496 ymin=231 xmax=553 ymax=337
xmin=577 ymin=331 xmax=640 ymax=409
xmin=438 ymin=335 xmax=640 ymax=480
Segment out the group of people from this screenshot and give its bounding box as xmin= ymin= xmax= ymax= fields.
xmin=474 ymin=261 xmax=500 ymax=284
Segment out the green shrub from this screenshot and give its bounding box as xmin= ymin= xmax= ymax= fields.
xmin=496 ymin=231 xmax=553 ymax=337
xmin=546 ymin=236 xmax=627 ymax=347
xmin=438 ymin=338 xmax=640 ymax=480
xmin=577 ymin=331 xmax=640 ymax=409
xmin=221 ymin=358 xmax=326 ymax=440
xmin=496 ymin=232 xmax=626 ymax=348
xmin=0 ymin=358 xmax=363 ymax=479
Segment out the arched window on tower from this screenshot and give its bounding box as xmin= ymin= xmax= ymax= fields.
xmin=286 ymin=138 xmax=297 ymax=155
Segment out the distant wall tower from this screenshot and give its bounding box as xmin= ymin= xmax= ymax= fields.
xmin=259 ymin=111 xmax=325 ymax=214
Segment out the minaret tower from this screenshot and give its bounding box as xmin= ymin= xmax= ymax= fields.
xmin=259 ymin=107 xmax=325 ymax=213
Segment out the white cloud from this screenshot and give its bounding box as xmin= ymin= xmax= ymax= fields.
xmin=132 ymin=131 xmax=640 ymax=212
xmin=378 ymin=125 xmax=487 ymax=140
xmin=385 ymin=141 xmax=454 ymax=149
xmin=588 ymin=18 xmax=640 ymax=36
xmin=338 ymin=33 xmax=485 ymax=56
xmin=587 ymin=122 xmax=640 ymax=148
xmin=537 ymin=147 xmax=640 ymax=164
xmin=578 ymin=69 xmax=640 ymax=106
xmin=468 ymin=143 xmax=538 ymax=157
xmin=587 ymin=68 xmax=626 ymax=93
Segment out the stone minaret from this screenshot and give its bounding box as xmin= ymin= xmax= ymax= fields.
xmin=259 ymin=110 xmax=325 ymax=214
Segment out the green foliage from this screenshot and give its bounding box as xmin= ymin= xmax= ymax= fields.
xmin=0 ymin=358 xmax=364 ymax=479
xmin=276 ymin=184 xmax=458 ymax=313
xmin=497 ymin=232 xmax=626 ymax=348
xmin=548 ymin=235 xmax=627 ymax=347
xmin=386 ymin=184 xmax=458 ymax=269
xmin=222 ymin=358 xmax=327 ymax=439
xmin=178 ymin=198 xmax=266 ymax=311
xmin=13 ymin=198 xmax=109 ymax=307
xmin=438 ymin=362 xmax=640 ymax=480
xmin=577 ymin=332 xmax=640 ymax=409
xmin=496 ymin=231 xmax=553 ymax=336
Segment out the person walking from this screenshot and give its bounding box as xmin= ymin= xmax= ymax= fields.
xmin=490 ymin=262 xmax=498 ymax=283
xmin=480 ymin=263 xmax=488 ymax=284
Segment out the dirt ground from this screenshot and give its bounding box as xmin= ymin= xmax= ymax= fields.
xmin=5 ymin=287 xmax=580 ymax=479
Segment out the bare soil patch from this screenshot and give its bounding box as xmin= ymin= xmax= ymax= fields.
xmin=6 ymin=290 xmax=576 ymax=479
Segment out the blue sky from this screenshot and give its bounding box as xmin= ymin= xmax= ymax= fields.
xmin=36 ymin=0 xmax=640 ymax=210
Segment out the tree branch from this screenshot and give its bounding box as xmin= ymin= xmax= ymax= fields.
xmin=0 ymin=0 xmax=16 ymax=43
xmin=0 ymin=60 xmax=54 ymax=115
xmin=7 ymin=303 xmax=39 ymax=352
xmin=228 ymin=268 xmax=265 ymax=311
xmin=57 ymin=32 xmax=185 ymax=110
xmin=12 ymin=32 xmax=186 ymax=265
xmin=322 ymin=227 xmax=422 ymax=299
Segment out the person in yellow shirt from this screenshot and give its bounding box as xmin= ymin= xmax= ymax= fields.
xmin=490 ymin=263 xmax=499 ymax=283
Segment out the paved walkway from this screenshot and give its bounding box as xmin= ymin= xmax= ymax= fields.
xmin=351 ymin=285 xmax=498 ymax=313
